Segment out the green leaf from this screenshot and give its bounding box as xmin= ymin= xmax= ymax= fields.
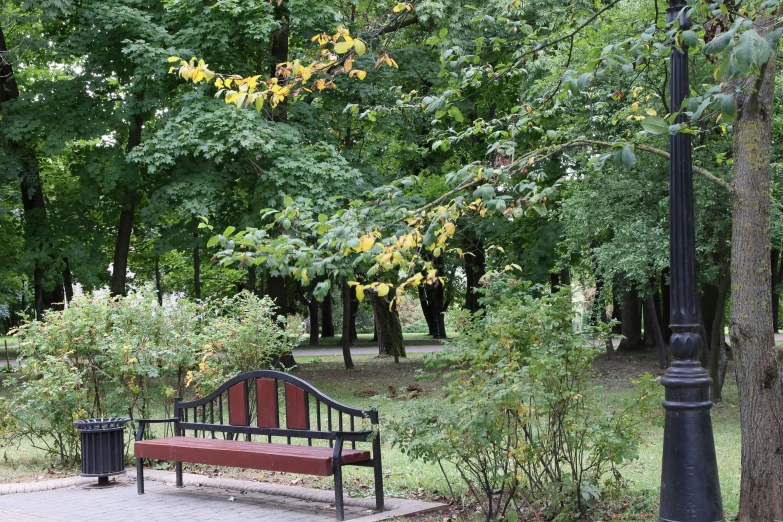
xmin=621 ymin=144 xmax=636 ymax=169
xmin=283 ymin=195 xmax=293 ymax=206
xmin=720 ymin=93 xmax=737 ymax=123
xmin=207 ymin=236 xmax=220 ymax=248
xmin=353 ymin=39 xmax=366 ymax=56
xmin=448 ymin=105 xmax=464 ymax=122
xmin=318 ymin=214 xmax=328 ymax=223
xmin=223 ymin=226 xmax=236 ymax=237
xmin=682 ymin=30 xmax=699 ymax=47
xmin=439 ymin=28 xmax=448 ymax=38
xmin=282 ymin=219 xmax=292 ymax=230
xmin=703 ymin=30 xmax=734 ymax=55
xmin=641 ymin=115 xmax=668 ymax=135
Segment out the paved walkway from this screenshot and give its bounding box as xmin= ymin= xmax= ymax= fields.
xmin=0 ymin=469 xmax=444 ymax=522
xmin=294 ymin=344 xmax=445 ymax=357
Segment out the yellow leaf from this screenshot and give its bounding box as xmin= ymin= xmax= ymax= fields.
xmin=354 ymin=70 xmax=366 ymax=80
xmin=444 ymin=222 xmax=455 ymax=235
xmin=354 ymin=39 xmax=366 ymax=56
xmin=631 ymin=102 xmax=639 ymax=112
xmin=255 ymin=95 xmax=264 ymax=112
xmin=646 ymin=108 xmax=657 ymax=116
xmin=301 ymin=67 xmax=312 ymax=81
xmin=344 ymin=58 xmax=353 ymax=72
xmin=215 ymin=78 xmax=224 ymax=89
xmin=334 ymin=41 xmax=353 ymax=54
xmin=356 ymin=285 xmax=365 ymax=301
xmin=347 ymin=281 xmax=360 ymax=287
xmin=314 ymin=78 xmax=326 ymax=91
xmin=301 ymin=269 xmax=309 ymax=285
xmin=359 ymin=234 xmax=374 ymax=252
xmin=377 ymin=283 xmax=390 ymax=297
xmin=393 ymin=3 xmax=407 ymax=12
xmin=168 ymin=56 xmax=180 ymax=62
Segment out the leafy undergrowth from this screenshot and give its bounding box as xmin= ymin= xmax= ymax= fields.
xmin=0 ymin=352 xmax=740 ymax=520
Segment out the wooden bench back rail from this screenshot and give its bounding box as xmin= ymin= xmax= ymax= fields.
xmin=174 ymin=370 xmax=378 ymax=449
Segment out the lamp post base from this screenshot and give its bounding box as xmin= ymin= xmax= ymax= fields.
xmin=658 ymin=361 xmax=724 ymax=522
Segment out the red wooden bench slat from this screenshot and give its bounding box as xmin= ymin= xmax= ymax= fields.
xmin=285 ymin=382 xmax=308 ymax=430
xmin=135 ymin=438 xmax=370 ymax=476
xmin=256 ymin=379 xmax=278 ymax=428
xmin=228 ymin=383 xmax=248 ymax=426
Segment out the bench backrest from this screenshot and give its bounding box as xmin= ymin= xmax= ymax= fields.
xmin=174 ymin=370 xmax=378 ymax=445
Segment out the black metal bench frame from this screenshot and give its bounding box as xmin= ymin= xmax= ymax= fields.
xmin=135 ymin=370 xmax=383 ymax=521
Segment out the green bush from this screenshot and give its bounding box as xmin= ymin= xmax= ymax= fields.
xmin=389 ymin=276 xmax=658 ymax=521
xmin=186 ymin=293 xmax=302 ymax=394
xmin=401 ymin=321 xmax=429 ymax=334
xmin=0 ymin=290 xmax=296 ymax=464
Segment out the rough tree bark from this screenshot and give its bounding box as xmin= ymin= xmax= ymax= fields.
xmin=595 ymin=279 xmax=615 ymax=360
xmin=193 ymin=218 xmax=201 ymax=300
xmin=618 ymin=285 xmax=644 ymax=351
xmin=370 ymin=289 xmax=405 ymax=362
xmin=109 ymin=113 xmax=143 ymax=297
xmin=729 ymin=21 xmax=783 ymax=519
xmin=709 ymin=268 xmax=730 ymax=402
xmin=307 ymin=295 xmax=319 ymax=346
xmin=644 ymin=294 xmax=669 ymax=369
xmin=321 ymin=286 xmax=335 ymax=338
xmin=154 ymin=255 xmax=163 ymax=305
xmin=418 ymin=286 xmax=435 ymax=336
xmin=341 ymin=281 xmax=354 ymax=369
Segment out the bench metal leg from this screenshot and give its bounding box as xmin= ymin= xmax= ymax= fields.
xmin=136 ymin=458 xmax=144 ymax=494
xmin=333 ymin=437 xmax=345 ymax=521
xmin=334 ymin=463 xmax=344 ymax=521
xmin=176 ymin=461 xmax=183 ymax=487
xmin=373 ymin=456 xmax=384 ymax=511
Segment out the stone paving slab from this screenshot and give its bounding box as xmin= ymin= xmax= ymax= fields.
xmin=0 ymin=469 xmax=445 ymax=522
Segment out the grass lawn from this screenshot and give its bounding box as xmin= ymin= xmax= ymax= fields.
xmin=0 ymin=351 xmax=741 ymax=520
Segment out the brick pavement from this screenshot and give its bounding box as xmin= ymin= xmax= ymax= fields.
xmin=0 ymin=479 xmax=372 ymax=521
xmin=0 ymin=469 xmax=445 ymax=522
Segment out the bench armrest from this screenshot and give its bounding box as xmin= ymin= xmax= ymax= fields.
xmin=135 ymin=418 xmax=179 ymax=441
xmin=334 ymin=430 xmax=373 ymax=442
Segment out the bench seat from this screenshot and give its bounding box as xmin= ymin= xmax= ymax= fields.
xmin=135 ymin=437 xmax=371 ymax=476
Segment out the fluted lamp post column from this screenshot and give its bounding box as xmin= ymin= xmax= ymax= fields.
xmin=658 ymin=2 xmax=724 ymax=521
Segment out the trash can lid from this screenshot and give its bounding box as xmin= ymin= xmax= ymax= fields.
xmin=72 ymin=418 xmax=131 ymax=430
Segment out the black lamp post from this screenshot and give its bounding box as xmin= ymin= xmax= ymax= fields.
xmin=658 ymin=2 xmax=724 ymax=521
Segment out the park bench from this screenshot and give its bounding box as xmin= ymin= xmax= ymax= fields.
xmin=134 ymin=370 xmax=383 ymax=521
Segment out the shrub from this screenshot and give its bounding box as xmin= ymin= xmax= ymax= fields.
xmin=389 ymin=276 xmax=657 ymax=521
xmin=0 ymin=289 xmax=296 ymax=464
xmin=185 ymin=292 xmax=303 ymax=394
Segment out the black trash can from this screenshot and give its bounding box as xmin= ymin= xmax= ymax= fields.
xmin=73 ymin=417 xmax=130 ymax=486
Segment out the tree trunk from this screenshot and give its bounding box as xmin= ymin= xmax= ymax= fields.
xmin=308 ymin=296 xmax=319 ymax=346
xmin=268 ymin=276 xmax=289 ymax=318
xmin=110 ymin=114 xmax=144 ymax=297
xmin=154 ymin=255 xmax=163 ymax=305
xmin=2 ymin=24 xmax=64 ymax=319
xmin=595 ymin=279 xmax=614 ymax=360
xmin=427 ymin=283 xmax=446 ymax=339
xmin=341 ymin=281 xmax=354 ymax=369
xmin=321 ymin=287 xmax=335 ymax=337
xmin=193 ymin=220 xmax=201 ymax=300
xmin=246 ymin=267 xmax=257 ymax=294
xmin=349 ymin=283 xmax=359 ymax=342
xmin=618 ymin=285 xmax=643 ymax=351
xmin=611 ymin=291 xmax=623 ymax=335
xmin=418 ymin=286 xmax=435 ymax=336
xmin=710 ymin=268 xmax=730 ymax=402
xmin=730 ymin=27 xmax=783 ymax=520
xmin=465 ymin=236 xmax=486 ymax=313
xmin=644 ymin=295 xmax=669 ymax=369
xmin=370 ymin=290 xmax=405 ymax=362
xmin=270 ymin=1 xmax=289 ymax=121
xmin=660 ymin=271 xmax=673 ymax=343
xmin=62 ymin=259 xmax=74 ymax=306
